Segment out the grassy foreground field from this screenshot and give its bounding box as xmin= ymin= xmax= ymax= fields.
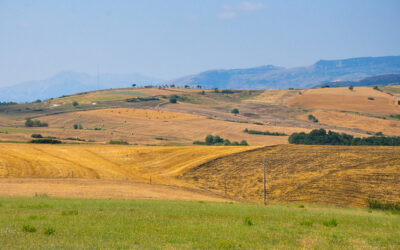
xmin=0 ymin=197 xmax=399 ymax=249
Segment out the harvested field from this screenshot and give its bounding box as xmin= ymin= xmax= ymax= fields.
xmin=246 ymin=89 xmax=299 ymax=105
xmin=0 ymin=144 xmax=255 ymax=184
xmin=287 ymin=87 xmax=400 ymax=115
xmin=182 ymin=145 xmax=400 ymax=207
xmin=299 ymin=110 xmax=400 ymax=136
xmin=0 ymin=178 xmax=227 ymax=201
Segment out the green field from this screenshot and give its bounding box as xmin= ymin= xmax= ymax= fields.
xmin=0 ymin=197 xmax=399 ymax=249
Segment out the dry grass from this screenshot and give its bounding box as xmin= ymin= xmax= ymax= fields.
xmin=287 ymin=87 xmax=400 ymax=115
xmin=299 ymin=110 xmax=400 ymax=136
xmin=0 ymin=144 xmax=255 ymax=184
xmin=246 ymin=89 xmax=299 ymax=105
xmin=182 ymin=145 xmax=400 ymax=207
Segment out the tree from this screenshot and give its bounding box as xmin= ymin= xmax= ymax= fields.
xmin=170 ymin=84 xmax=175 ymax=88
xmin=231 ymin=108 xmax=239 ymax=115
xmin=196 ymin=85 xmax=202 ymax=89
xmin=132 ymin=84 xmax=136 ymax=88
xmin=184 ymin=85 xmax=190 ymax=89
xmin=205 ymin=135 xmax=214 ymax=145
xmin=240 ymin=140 xmax=248 ymax=146
xmin=348 ymin=85 xmax=354 ymax=91
xmin=25 ymin=118 xmax=34 ymax=127
xmin=72 ymin=101 xmax=79 ymax=107
xmin=169 ymin=97 xmax=177 ymax=103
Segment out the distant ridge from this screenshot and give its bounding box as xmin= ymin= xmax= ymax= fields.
xmin=166 ymin=56 xmax=400 ymax=89
xmin=0 ymin=71 xmax=162 ymax=102
xmin=314 ymin=74 xmax=400 ymax=88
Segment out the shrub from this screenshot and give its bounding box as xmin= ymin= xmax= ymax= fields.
xmin=221 ymin=89 xmax=234 ymax=94
xmin=213 ymin=88 xmax=219 ymax=93
xmin=367 ymin=199 xmax=400 ymax=211
xmin=368 ymin=97 xmax=375 ymax=100
xmin=375 ymin=131 xmax=384 ymax=136
xmin=31 ymin=134 xmax=43 ymax=138
xmin=34 ymin=99 xmax=42 ymax=103
xmin=22 ymin=225 xmax=37 ymax=233
xmin=195 ymin=135 xmax=248 ymax=146
xmin=169 ymin=97 xmax=177 ymax=103
xmin=62 ymin=210 xmax=78 ymax=216
xmin=30 ymin=139 xmax=62 ymax=144
xmin=322 ymin=219 xmax=338 ymax=227
xmin=72 ymin=101 xmax=79 ymax=107
xmin=348 ymin=85 xmax=354 ymax=90
xmin=73 ymin=124 xmax=83 ymax=130
xmin=0 ymin=101 xmax=17 ymax=106
xmin=132 ymin=84 xmax=136 ymax=87
xmin=244 ymin=128 xmax=287 ymax=136
xmin=244 ymin=217 xmax=253 ymax=226
xmin=231 ymin=108 xmax=239 ymax=115
xmin=126 ymin=97 xmax=160 ymax=102
xmin=300 ymin=221 xmax=313 ymax=227
xmin=43 ymin=227 xmax=55 ymax=235
xmin=25 ymin=118 xmax=48 ymax=127
xmin=109 ymin=140 xmax=129 ymax=145
xmin=289 ymin=129 xmax=400 ymax=146
xmin=308 ymin=114 xmax=318 ymax=123
xmin=199 ymin=90 xmax=205 ymax=95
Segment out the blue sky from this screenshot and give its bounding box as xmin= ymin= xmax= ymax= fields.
xmin=0 ymin=0 xmax=399 ymax=86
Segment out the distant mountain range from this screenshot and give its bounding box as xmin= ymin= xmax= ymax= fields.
xmin=166 ymin=56 xmax=400 ymax=89
xmin=0 ymin=72 xmax=161 ymax=102
xmin=1 ymin=56 xmax=400 ymax=102
xmin=314 ymin=73 xmax=400 ymax=88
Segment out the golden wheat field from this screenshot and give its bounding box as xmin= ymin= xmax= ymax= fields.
xmin=0 ymin=144 xmax=255 ymax=181
xmin=287 ymin=87 xmax=400 ymax=115
xmin=299 ymin=110 xmax=400 ymax=136
xmin=182 ymin=145 xmax=400 ymax=207
xmin=1 ymin=143 xmax=399 ymax=207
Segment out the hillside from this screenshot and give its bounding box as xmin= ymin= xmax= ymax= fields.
xmin=2 ymin=85 xmax=400 ymax=146
xmin=182 ymin=145 xmax=400 ymax=207
xmin=167 ymin=56 xmax=400 ymax=89
xmin=314 ymin=73 xmax=400 ymax=88
xmin=1 ymin=143 xmax=399 ymax=208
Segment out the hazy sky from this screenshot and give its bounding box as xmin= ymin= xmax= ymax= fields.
xmin=0 ymin=0 xmax=399 ymax=87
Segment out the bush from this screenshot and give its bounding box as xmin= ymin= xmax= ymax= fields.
xmin=322 ymin=219 xmax=338 ymax=227
xmin=73 ymin=124 xmax=83 ymax=130
xmin=348 ymin=85 xmax=354 ymax=90
xmin=109 ymin=140 xmax=129 ymax=145
xmin=221 ymin=89 xmax=234 ymax=94
xmin=307 ymin=114 xmax=318 ymax=123
xmin=126 ymin=97 xmax=160 ymax=102
xmin=72 ymin=101 xmax=79 ymax=107
xmin=22 ymin=225 xmax=37 ymax=233
xmin=169 ymin=97 xmax=177 ymax=103
xmin=240 ymin=140 xmax=248 ymax=146
xmin=30 ymin=139 xmax=62 ymax=144
xmin=25 ymin=118 xmax=48 ymax=127
xmin=243 ymin=128 xmax=287 ymax=136
xmin=289 ymin=129 xmax=400 ymax=146
xmin=231 ymin=108 xmax=239 ymax=115
xmin=244 ymin=217 xmax=253 ymax=226
xmin=195 ymin=135 xmax=248 ymax=146
xmin=31 ymin=134 xmax=43 ymax=138
xmin=368 ymin=97 xmax=375 ymax=100
xmin=0 ymin=101 xmax=17 ymax=106
xmin=43 ymin=227 xmax=55 ymax=235
xmin=367 ymin=199 xmax=400 ymax=211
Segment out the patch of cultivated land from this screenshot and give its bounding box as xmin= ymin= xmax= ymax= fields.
xmin=299 ymin=110 xmax=400 ymax=136
xmin=287 ymin=87 xmax=400 ymax=115
xmin=0 ymin=197 xmax=399 ymax=249
xmin=182 ymin=145 xmax=400 ymax=207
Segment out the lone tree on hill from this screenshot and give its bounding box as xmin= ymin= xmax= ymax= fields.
xmin=231 ymin=108 xmax=239 ymax=115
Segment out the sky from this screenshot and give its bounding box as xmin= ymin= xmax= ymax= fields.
xmin=0 ymin=0 xmax=399 ymax=87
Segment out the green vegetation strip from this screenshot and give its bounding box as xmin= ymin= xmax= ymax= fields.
xmin=243 ymin=128 xmax=287 ymax=136
xmin=0 ymin=197 xmax=399 ymax=249
xmin=289 ymin=129 xmax=400 ymax=146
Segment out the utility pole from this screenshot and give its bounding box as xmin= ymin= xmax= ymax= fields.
xmin=263 ymin=157 xmax=267 ymax=205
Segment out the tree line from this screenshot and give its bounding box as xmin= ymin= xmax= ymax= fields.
xmin=289 ymin=129 xmax=400 ymax=146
